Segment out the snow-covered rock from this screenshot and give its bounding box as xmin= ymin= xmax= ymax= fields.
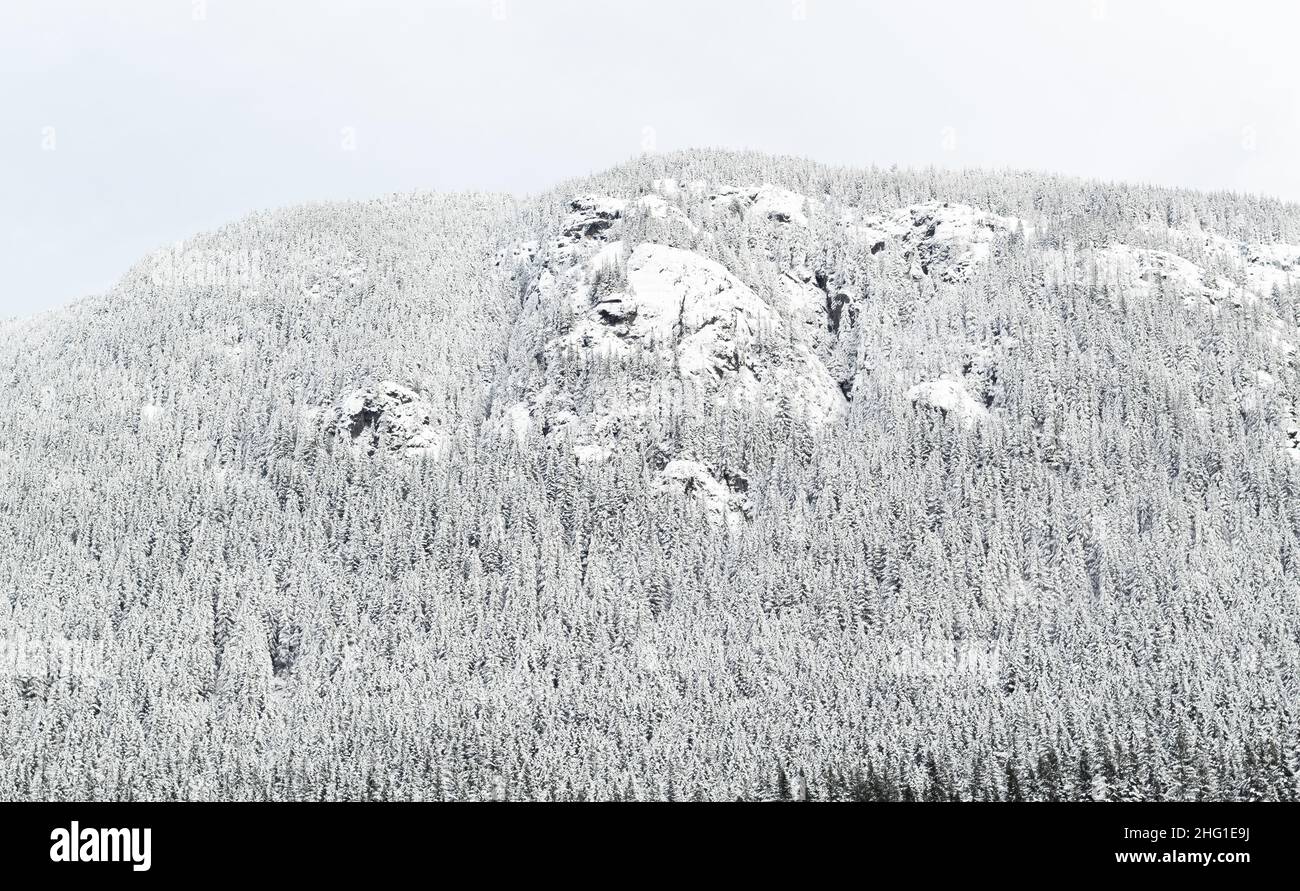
xmin=1225 ymin=240 xmax=1299 ymax=298
xmin=709 ymin=184 xmax=811 ymax=226
xmin=1285 ymin=418 xmax=1300 ymax=464
xmin=328 ymin=382 xmax=445 ymax=459
xmin=907 ymin=378 xmax=987 ymax=426
xmin=560 ymin=243 xmax=845 ymax=424
xmin=1244 ymin=243 xmax=1300 ymax=272
xmin=651 ymin=177 xmax=679 ymax=197
xmin=1093 ymin=244 xmax=1239 ymax=312
xmin=633 ymin=194 xmax=699 ymax=233
xmin=495 ymin=240 xmax=539 ymax=268
xmin=652 ymin=459 xmax=752 ymax=524
xmin=562 ymin=195 xmax=628 ymax=241
xmin=749 ymin=185 xmax=809 ymax=226
xmin=861 ymin=202 xmax=1024 ymax=283
xmin=509 ymin=239 xmax=846 ymax=499
xmin=1137 ymin=227 xmax=1300 ymax=301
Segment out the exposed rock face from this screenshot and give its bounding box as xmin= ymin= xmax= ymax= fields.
xmin=328 ymin=382 xmax=444 ymax=459
xmin=563 ymin=195 xmax=628 ymax=241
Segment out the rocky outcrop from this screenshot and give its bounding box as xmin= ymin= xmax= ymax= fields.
xmin=562 ymin=195 xmax=628 ymax=241
xmin=527 ymin=242 xmax=846 ymax=436
xmin=504 ymin=180 xmax=1300 ymax=517
xmin=709 ymin=184 xmax=811 ymax=226
xmin=857 ymin=202 xmax=1024 ymax=283
xmin=327 ymin=382 xmax=445 ymax=459
xmin=907 ymin=378 xmax=988 ymax=426
xmin=507 ymin=205 xmax=848 ymax=519
xmin=651 ymin=459 xmax=753 ymax=524
xmin=1091 ymin=244 xmax=1240 ymax=312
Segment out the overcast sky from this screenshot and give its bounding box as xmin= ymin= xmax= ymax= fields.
xmin=3 ymin=0 xmax=1298 ymax=317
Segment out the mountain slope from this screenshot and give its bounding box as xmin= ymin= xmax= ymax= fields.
xmin=2 ymin=150 xmax=1299 ymax=801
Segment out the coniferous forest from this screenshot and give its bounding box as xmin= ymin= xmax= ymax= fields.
xmin=2 ymin=150 xmax=1299 ymax=801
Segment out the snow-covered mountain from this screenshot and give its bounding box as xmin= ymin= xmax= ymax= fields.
xmin=2 ymin=150 xmax=1299 ymax=801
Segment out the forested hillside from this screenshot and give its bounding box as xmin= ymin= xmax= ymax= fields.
xmin=2 ymin=150 xmax=1298 ymax=801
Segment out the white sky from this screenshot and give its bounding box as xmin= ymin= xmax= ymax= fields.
xmin=3 ymin=0 xmax=1298 ymax=316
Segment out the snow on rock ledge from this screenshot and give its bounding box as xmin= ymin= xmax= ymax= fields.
xmin=327 ymin=382 xmax=445 ymax=459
